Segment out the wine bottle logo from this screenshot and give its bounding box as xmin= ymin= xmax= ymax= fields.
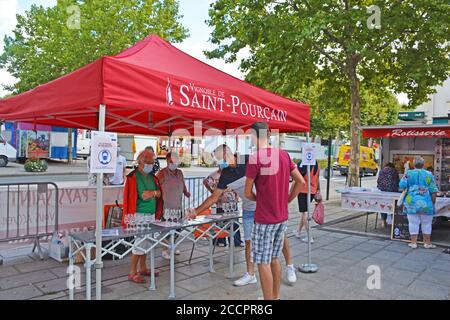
xmin=166 ymin=78 xmax=174 ymax=106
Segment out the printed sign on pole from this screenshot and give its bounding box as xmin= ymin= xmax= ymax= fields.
xmin=301 ymin=143 xmax=316 ymax=166
xmin=89 ymin=131 xmax=117 ymax=174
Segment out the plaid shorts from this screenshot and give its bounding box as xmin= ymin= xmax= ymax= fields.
xmin=252 ymin=221 xmax=287 ymax=265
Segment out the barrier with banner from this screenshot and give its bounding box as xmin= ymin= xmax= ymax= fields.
xmin=0 ymin=185 xmax=123 ymax=237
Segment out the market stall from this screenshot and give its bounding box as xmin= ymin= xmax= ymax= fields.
xmin=0 ymin=34 xmax=310 ymax=300
xmin=363 ymin=124 xmax=450 ymax=192
xmin=339 ymin=124 xmax=450 ymax=228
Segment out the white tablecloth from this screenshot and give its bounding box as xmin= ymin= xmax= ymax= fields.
xmin=339 ymin=188 xmax=450 ymax=217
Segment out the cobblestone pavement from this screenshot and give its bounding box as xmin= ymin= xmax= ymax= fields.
xmin=1 ymin=200 xmax=449 ymax=300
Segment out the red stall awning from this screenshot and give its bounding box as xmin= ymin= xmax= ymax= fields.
xmin=362 ymin=124 xmax=450 ymax=139
xmin=0 ymin=35 xmax=310 ymax=135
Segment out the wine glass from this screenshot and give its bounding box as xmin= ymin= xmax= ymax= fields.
xmin=172 ymin=209 xmax=177 ymax=223
xmin=124 ymin=214 xmax=130 ymax=230
xmin=136 ymin=214 xmax=142 ymax=231
xmin=129 ymin=215 xmax=136 ymax=230
xmin=145 ymin=215 xmax=152 ymax=229
xmin=164 ymin=209 xmax=169 ymax=222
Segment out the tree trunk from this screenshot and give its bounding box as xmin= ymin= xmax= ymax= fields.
xmin=67 ymin=128 xmax=73 ymax=164
xmin=347 ymin=55 xmax=361 ymax=187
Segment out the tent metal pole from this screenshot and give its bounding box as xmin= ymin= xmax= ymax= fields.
xmin=299 ymin=132 xmax=318 ymax=273
xmin=95 ymin=104 xmax=106 ymax=300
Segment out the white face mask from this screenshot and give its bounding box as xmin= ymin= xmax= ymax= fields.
xmin=168 ymin=163 xmax=178 ymax=171
xmin=143 ymin=164 xmax=153 ymax=174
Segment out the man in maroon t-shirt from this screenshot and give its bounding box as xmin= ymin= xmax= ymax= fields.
xmin=245 ymin=122 xmax=305 ymax=300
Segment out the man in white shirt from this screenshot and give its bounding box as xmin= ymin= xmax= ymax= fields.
xmin=109 ymin=145 xmax=127 ymax=185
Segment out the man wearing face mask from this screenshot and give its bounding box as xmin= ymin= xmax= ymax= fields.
xmin=109 ymin=144 xmax=127 ymax=185
xmin=156 ymin=152 xmax=191 ymax=259
xmin=123 ymin=149 xmax=163 ymax=283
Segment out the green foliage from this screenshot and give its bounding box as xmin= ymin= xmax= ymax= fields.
xmin=206 ymin=0 xmax=449 ymax=108
xmin=1 ymin=0 xmax=188 ymax=94
xmin=24 ymin=158 xmax=48 ymax=172
xmin=206 ymin=0 xmax=449 ymax=185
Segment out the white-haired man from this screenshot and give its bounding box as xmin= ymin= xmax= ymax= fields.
xmin=123 ymin=149 xmax=163 ymax=283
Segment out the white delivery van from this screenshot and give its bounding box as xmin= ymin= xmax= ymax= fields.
xmin=0 ymin=131 xmax=17 ymax=167
xmin=76 ymin=129 xmax=91 ymax=159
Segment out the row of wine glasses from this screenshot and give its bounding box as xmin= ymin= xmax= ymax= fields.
xmin=123 ymin=214 xmax=153 ymax=230
xmin=222 ymin=202 xmax=238 ymax=214
xmin=164 ymin=209 xmax=182 ymax=223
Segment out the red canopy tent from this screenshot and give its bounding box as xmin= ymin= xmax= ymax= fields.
xmin=0 ymin=34 xmax=309 ymax=135
xmin=0 ymin=34 xmax=310 ymax=300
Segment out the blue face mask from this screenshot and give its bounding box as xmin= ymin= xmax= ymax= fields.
xmin=218 ymin=160 xmax=229 ymax=170
xmin=143 ymin=164 xmax=153 ymax=174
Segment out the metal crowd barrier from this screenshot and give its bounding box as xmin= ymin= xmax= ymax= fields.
xmin=0 ymin=182 xmax=59 ymax=262
xmin=182 ymin=177 xmax=210 ymax=210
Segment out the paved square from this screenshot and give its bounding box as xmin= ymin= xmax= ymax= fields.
xmin=0 ymin=201 xmax=449 ymax=300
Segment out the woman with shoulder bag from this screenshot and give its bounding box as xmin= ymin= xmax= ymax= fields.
xmin=294 ymin=160 xmax=321 ymax=243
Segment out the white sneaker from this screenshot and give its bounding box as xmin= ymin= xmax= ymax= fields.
xmin=162 ymin=250 xmax=170 ymax=260
xmin=293 ymin=230 xmax=301 ymax=239
xmin=301 ymin=236 xmax=314 ymax=244
xmin=408 ymin=243 xmax=418 ymax=249
xmin=286 ymin=264 xmax=297 ymax=284
xmin=174 ymin=249 xmax=181 ymax=255
xmin=233 ymin=273 xmax=257 ymax=287
xmin=423 ymin=243 xmax=436 ymax=249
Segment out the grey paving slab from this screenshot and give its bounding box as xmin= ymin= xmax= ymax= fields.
xmin=324 ymin=232 xmax=352 ymax=239
xmin=0 ymin=284 xmax=43 ymax=300
xmin=14 ymin=259 xmax=61 ymax=273
xmin=343 ymin=290 xmax=378 ymax=300
xmin=334 ymin=266 xmax=372 ymax=285
xmin=177 ymin=261 xmax=227 ymax=278
xmin=0 ymin=266 xmax=19 ymax=278
xmin=122 ymin=284 xmax=192 ymax=300
xmin=366 ymin=239 xmax=391 ymax=246
xmin=100 ymin=279 xmax=150 ymax=298
xmin=355 ymin=257 xmax=396 ymax=270
xmin=395 ymin=293 xmax=429 ymax=300
xmin=371 ymin=250 xmax=408 ymax=262
xmin=417 ymin=269 xmax=450 ymax=287
xmin=321 ymin=242 xmax=358 ymax=253
xmin=34 ymin=277 xmax=70 ymax=294
xmin=305 ymin=248 xmax=339 ymax=261
xmin=381 ymin=267 xmax=420 ymax=287
xmin=383 ymin=243 xmax=415 ymax=253
xmin=187 ymin=281 xmax=260 ymax=300
xmin=430 ymin=259 xmax=450 ymax=272
xmin=177 ymin=272 xmax=228 ymax=293
xmin=403 ymin=279 xmax=450 ymax=300
xmin=310 ymin=278 xmax=361 ymax=299
xmin=310 ymin=264 xmax=350 ymax=280
xmin=335 ymin=249 xmax=373 ymax=261
xmin=334 ymin=238 xmax=369 ymax=247
xmin=0 ymin=269 xmax=57 ymax=290
xmin=352 ymin=243 xmax=388 ymax=254
xmin=1 ymin=255 xmax=35 ymax=266
xmin=403 ymin=249 xmax=440 ymax=264
xmin=354 ymin=281 xmax=407 ymax=300
xmin=392 ymin=259 xmax=430 ymax=273
xmin=437 ymin=251 xmax=450 ymax=261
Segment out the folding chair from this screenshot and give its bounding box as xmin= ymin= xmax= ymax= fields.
xmin=188 ymin=209 xmax=229 ymax=264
